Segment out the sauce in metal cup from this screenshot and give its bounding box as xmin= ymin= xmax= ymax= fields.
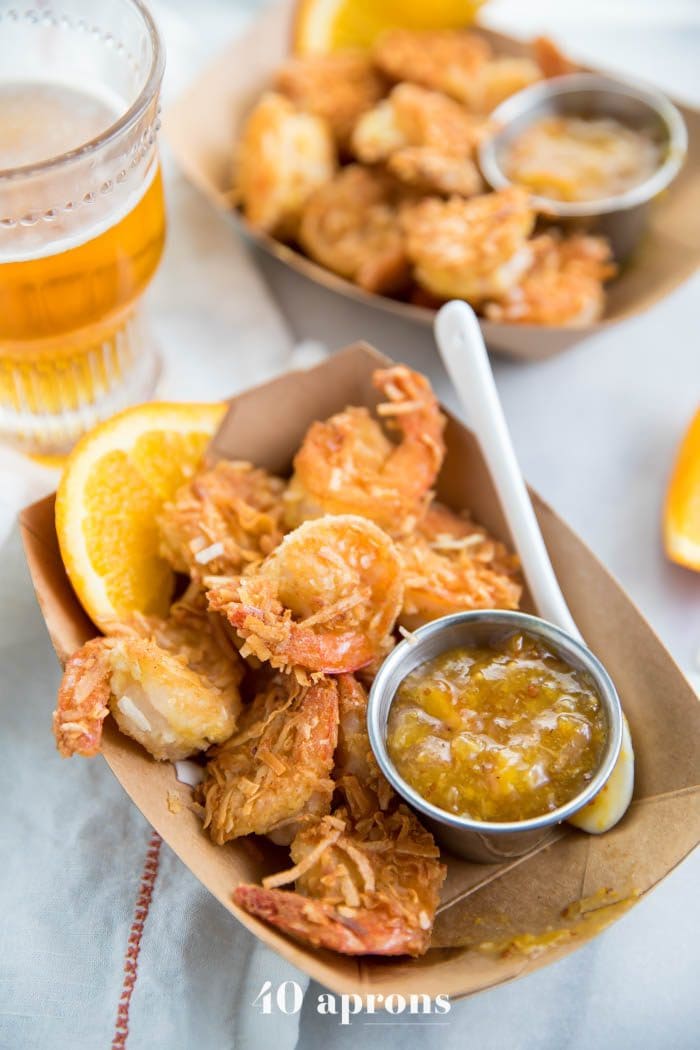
xmin=367 ymin=610 xmax=623 ymax=863
xmin=478 ymin=73 xmax=688 ymax=259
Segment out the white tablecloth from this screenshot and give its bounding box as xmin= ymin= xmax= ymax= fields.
xmin=1 ymin=1 xmax=699 ymax=1048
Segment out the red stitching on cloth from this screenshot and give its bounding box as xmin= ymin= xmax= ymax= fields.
xmin=112 ymin=831 xmax=162 ymax=1050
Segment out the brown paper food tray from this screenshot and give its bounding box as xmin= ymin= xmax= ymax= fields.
xmin=21 ymin=344 xmax=700 ymax=998
xmin=162 ymin=0 xmax=700 ymax=361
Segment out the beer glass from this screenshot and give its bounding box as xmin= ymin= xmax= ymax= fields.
xmin=0 ymin=0 xmax=166 ymax=454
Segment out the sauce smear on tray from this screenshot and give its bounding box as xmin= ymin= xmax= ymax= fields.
xmin=387 ymin=632 xmax=606 ymax=822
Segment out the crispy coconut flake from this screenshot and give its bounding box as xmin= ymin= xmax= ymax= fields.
xmin=194 ymin=541 xmax=226 ymax=565
xmin=262 ymin=828 xmax=343 ymax=889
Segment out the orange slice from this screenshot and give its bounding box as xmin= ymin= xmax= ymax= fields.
xmin=56 ymin=401 xmax=227 ymax=630
xmin=664 ymin=407 xmax=700 ymax=571
xmin=293 ymin=0 xmax=487 ymax=54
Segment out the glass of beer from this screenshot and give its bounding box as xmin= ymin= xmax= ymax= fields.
xmin=0 ymin=0 xmax=166 ymax=454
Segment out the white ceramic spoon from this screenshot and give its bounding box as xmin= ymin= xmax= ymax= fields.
xmin=434 ymin=300 xmax=634 ymax=834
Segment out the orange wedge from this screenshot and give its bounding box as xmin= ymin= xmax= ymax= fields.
xmin=56 ymin=401 xmax=227 ymax=630
xmin=293 ymin=0 xmax=487 ymax=54
xmin=664 ymin=407 xmax=700 ymax=571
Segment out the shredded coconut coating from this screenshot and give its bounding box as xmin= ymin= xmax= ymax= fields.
xmin=402 ymin=187 xmax=536 ymax=303
xmin=275 ymin=50 xmax=386 ymax=149
xmin=235 ymin=92 xmax=336 ymax=239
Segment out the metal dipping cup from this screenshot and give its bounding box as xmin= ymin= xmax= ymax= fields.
xmin=367 ymin=609 xmax=623 ymax=863
xmin=478 ymin=72 xmax=688 ymax=259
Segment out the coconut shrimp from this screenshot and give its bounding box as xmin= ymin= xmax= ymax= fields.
xmin=398 ymin=502 xmax=522 ymax=630
xmin=199 ymin=673 xmax=339 ymax=844
xmin=402 ymin=187 xmax=535 ymax=303
xmin=299 ymin=165 xmax=410 ymax=295
xmin=234 ymin=805 xmax=446 ymax=956
xmin=334 ymin=675 xmax=394 ymax=818
xmin=275 ymin=50 xmax=386 ymax=149
xmin=353 ymin=83 xmax=493 ymax=163
xmin=126 ymin=585 xmax=246 ymax=693
xmin=457 ymin=57 xmax=542 ymax=113
xmin=235 ymin=92 xmax=335 ymax=239
xmin=373 ymin=27 xmax=491 ymax=103
xmin=207 ymin=515 xmax=404 ymax=677
xmin=533 ymin=36 xmax=577 ymax=79
xmin=53 ymin=627 xmax=242 ymax=763
xmin=484 ymin=232 xmax=616 ymax=326
xmin=387 ymin=148 xmax=482 ymax=198
xmin=284 ymin=365 xmax=446 ymax=537
xmin=158 ymin=460 xmax=286 ymax=580
xmin=352 ymin=83 xmax=491 ymax=196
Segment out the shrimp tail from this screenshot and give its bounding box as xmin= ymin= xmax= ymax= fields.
xmin=53 ymin=639 xmax=112 ymax=757
xmin=233 ymin=884 xmax=428 ymax=957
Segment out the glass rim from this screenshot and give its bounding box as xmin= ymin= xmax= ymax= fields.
xmin=0 ymin=0 xmax=165 ymax=183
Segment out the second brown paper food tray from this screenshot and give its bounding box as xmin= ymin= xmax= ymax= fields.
xmin=163 ymin=0 xmax=700 ymax=360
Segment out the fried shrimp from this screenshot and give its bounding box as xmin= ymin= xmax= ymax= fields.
xmin=352 ymin=83 xmax=491 ymax=196
xmin=53 ymin=636 xmax=242 ymax=762
xmin=284 ymin=365 xmax=446 ymax=536
xmin=275 ymin=50 xmax=386 ymax=149
xmin=207 ymin=515 xmax=404 ymax=676
xmin=54 ymin=589 xmax=243 ymax=760
xmin=484 ymin=232 xmax=617 ymax=326
xmin=533 ymin=36 xmax=577 ymax=79
xmin=234 ymin=805 xmax=446 ymax=956
xmin=456 ymin=57 xmax=543 ymax=113
xmin=235 ymin=92 xmax=335 ymax=239
xmin=398 ymin=502 xmax=522 ymax=630
xmin=158 ymin=460 xmax=286 ymax=580
xmin=298 ymin=165 xmax=410 ymax=294
xmin=334 ymin=675 xmax=394 ymax=818
xmin=387 ymin=148 xmax=483 ymax=198
xmin=124 ymin=586 xmax=246 ymax=693
xmin=372 ymin=28 xmax=540 ymax=113
xmin=373 ymin=27 xmax=491 ymax=102
xmin=402 ymin=187 xmax=535 ymax=303
xmin=199 ymin=673 xmax=339 ymax=844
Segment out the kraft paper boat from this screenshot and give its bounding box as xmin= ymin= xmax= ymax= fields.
xmin=21 ymin=344 xmax=700 ymax=998
xmin=163 ymin=1 xmax=700 ymax=360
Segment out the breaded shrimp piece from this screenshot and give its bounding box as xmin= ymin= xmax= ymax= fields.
xmin=387 ymin=147 xmax=483 ymax=197
xmin=334 ymin=675 xmax=394 ymax=818
xmin=484 ymin=232 xmax=616 ymax=326
xmin=352 ymin=83 xmax=490 ymax=196
xmin=533 ymin=36 xmax=577 ymax=79
xmin=54 ymin=592 xmax=244 ymax=760
xmin=298 ymin=165 xmax=409 ymax=294
xmin=234 ymin=805 xmax=446 ymax=957
xmin=353 ymin=83 xmax=493 ymax=162
xmin=207 ymin=515 xmax=404 ymax=677
xmin=373 ymin=27 xmax=491 ymax=102
xmin=374 ymin=29 xmax=540 ymax=112
xmin=235 ymin=92 xmax=335 ymax=239
xmin=457 ymin=57 xmax=543 ymax=113
xmin=158 ymin=460 xmax=286 ymax=580
xmin=199 ymin=673 xmax=339 ymax=844
xmin=124 ymin=585 xmax=246 ymax=694
xmin=275 ymin=50 xmax=387 ymax=149
xmin=54 ymin=635 xmax=241 ymax=762
xmin=402 ymin=187 xmax=535 ymax=303
xmin=398 ymin=501 xmax=522 ymax=630
xmin=284 ymin=365 xmax=446 ymax=536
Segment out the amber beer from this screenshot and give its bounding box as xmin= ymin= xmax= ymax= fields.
xmin=0 ymin=0 xmax=165 ymax=454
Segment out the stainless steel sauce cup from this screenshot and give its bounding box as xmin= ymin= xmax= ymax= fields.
xmin=478 ymin=72 xmax=688 ymax=258
xmin=367 ymin=610 xmax=623 ymax=863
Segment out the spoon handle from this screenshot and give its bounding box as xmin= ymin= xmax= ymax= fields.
xmin=435 ymin=300 xmax=583 ymax=642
